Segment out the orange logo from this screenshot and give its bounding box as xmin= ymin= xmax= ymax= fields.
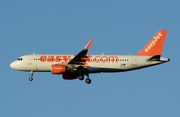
xmin=39 ymin=55 xmax=119 ymax=63
xmin=145 ymin=32 xmax=162 ymax=52
xmin=40 ymin=55 xmax=71 ymax=63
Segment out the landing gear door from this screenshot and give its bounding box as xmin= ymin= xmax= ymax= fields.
xmin=131 ymin=56 xmax=137 ymax=66
xmin=27 ymin=55 xmax=32 ymax=65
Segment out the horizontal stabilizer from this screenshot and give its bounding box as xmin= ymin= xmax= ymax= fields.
xmin=147 ymin=55 xmax=161 ymax=61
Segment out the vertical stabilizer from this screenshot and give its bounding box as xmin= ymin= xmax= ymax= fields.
xmin=136 ymin=30 xmax=167 ymax=56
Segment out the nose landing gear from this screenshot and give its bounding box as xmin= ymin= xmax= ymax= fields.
xmin=29 ymin=77 xmax=33 ymax=81
xmin=29 ymin=71 xmax=34 ymax=81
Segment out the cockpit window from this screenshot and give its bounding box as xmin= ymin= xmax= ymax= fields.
xmin=17 ymin=58 xmax=23 ymax=61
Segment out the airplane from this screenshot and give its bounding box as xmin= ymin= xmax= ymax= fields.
xmin=10 ymin=30 xmax=170 ymax=84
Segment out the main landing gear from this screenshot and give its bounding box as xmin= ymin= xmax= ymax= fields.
xmin=85 ymin=78 xmax=91 ymax=84
xmin=85 ymin=73 xmax=91 ymax=84
xmin=78 ymin=75 xmax=84 ymax=81
xmin=77 ymin=66 xmax=92 ymax=84
xmin=78 ymin=73 xmax=91 ymax=84
xmin=29 ymin=71 xmax=34 ymax=81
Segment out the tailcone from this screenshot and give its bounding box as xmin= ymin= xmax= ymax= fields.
xmin=160 ymin=57 xmax=170 ymax=62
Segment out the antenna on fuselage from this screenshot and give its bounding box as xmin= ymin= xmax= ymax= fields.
xmin=33 ymin=52 xmax=35 ymax=55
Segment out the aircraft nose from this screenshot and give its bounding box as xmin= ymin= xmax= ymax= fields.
xmin=10 ymin=61 xmax=16 ymax=69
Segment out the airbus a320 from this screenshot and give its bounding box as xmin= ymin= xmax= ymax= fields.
xmin=10 ymin=30 xmax=170 ymax=84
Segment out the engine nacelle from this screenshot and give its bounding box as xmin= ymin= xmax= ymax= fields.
xmin=62 ymin=73 xmax=78 ymax=80
xmin=51 ymin=64 xmax=66 ymax=74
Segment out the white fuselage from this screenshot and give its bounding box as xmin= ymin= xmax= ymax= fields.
xmin=10 ymin=54 xmax=169 ymax=73
xmin=9 ymin=30 xmax=170 ymax=84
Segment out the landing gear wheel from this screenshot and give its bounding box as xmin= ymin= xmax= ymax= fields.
xmin=29 ymin=77 xmax=33 ymax=81
xmin=78 ymin=75 xmax=84 ymax=80
xmin=29 ymin=71 xmax=34 ymax=81
xmin=85 ymin=78 xmax=91 ymax=84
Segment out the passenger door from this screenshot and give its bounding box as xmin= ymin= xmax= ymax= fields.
xmin=27 ymin=55 xmax=32 ymax=65
xmin=131 ymin=56 xmax=137 ymax=66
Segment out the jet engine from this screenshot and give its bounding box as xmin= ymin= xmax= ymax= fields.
xmin=51 ymin=64 xmax=66 ymax=74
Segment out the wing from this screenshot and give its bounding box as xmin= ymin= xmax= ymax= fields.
xmin=68 ymin=39 xmax=93 ymax=65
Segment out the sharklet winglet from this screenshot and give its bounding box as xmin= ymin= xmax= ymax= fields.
xmin=84 ymin=39 xmax=93 ymax=50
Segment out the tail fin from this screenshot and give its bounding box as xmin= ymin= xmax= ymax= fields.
xmin=136 ymin=30 xmax=168 ymax=56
